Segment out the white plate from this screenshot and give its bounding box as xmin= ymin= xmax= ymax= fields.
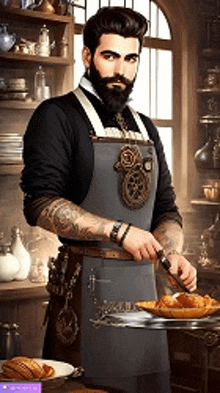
xmin=0 ymin=358 xmax=75 ymax=382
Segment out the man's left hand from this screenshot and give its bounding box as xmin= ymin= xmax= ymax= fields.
xmin=167 ymin=254 xmax=197 ymax=292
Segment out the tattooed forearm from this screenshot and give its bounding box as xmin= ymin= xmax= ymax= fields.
xmin=153 ymin=220 xmax=184 ymax=253
xmin=37 ymin=197 xmax=113 ymax=241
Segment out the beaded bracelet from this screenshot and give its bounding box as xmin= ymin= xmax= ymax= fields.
xmin=110 ymin=220 xmax=123 ymax=243
xmin=119 ymin=223 xmax=132 ymax=247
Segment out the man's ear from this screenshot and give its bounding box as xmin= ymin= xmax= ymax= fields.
xmin=82 ymin=46 xmax=92 ymax=68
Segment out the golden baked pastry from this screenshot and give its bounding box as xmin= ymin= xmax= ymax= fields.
xmin=42 ymin=363 xmax=56 ymax=378
xmin=176 ymin=293 xmax=205 ymax=308
xmin=1 ymin=357 xmax=55 ymax=381
xmin=157 ymin=295 xmax=183 ymax=309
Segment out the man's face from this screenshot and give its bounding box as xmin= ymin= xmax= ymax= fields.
xmin=83 ymin=33 xmax=140 ymax=112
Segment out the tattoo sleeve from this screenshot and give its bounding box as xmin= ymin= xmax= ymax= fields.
xmin=152 ymin=219 xmax=184 ymax=254
xmin=36 ymin=197 xmax=113 ymax=241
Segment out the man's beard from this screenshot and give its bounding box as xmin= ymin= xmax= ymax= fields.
xmin=88 ymin=60 xmax=135 ymax=113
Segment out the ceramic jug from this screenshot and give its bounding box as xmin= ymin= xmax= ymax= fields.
xmin=0 ymin=24 xmax=16 ymax=52
xmin=11 ymin=226 xmax=31 ymax=281
xmin=0 ymin=244 xmax=20 ymax=282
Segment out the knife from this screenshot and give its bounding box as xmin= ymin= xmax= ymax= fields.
xmin=156 ymin=250 xmax=190 ymax=293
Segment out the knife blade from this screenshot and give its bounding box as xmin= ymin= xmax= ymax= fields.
xmin=157 ymin=250 xmax=190 ymax=293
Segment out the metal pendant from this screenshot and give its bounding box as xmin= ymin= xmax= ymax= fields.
xmin=56 ymin=296 xmax=79 ymax=346
xmin=114 ymin=144 xmax=153 ymax=209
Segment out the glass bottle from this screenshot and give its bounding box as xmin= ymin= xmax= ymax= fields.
xmin=27 ymin=227 xmax=59 ymax=283
xmin=194 ymin=127 xmax=214 ymax=169
xmin=11 ymin=226 xmax=31 ymax=281
xmin=0 ymin=323 xmax=21 ymax=360
xmin=34 ymin=66 xmax=46 ymax=101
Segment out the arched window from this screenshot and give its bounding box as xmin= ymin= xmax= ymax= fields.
xmin=72 ymin=0 xmax=198 ymax=209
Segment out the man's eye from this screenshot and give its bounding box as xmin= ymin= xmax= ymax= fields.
xmin=103 ymin=54 xmax=115 ymax=60
xmin=128 ymin=57 xmax=138 ymax=63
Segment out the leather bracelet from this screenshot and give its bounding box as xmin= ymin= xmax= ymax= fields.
xmin=119 ymin=223 xmax=132 ymax=247
xmin=110 ymin=220 xmax=123 ymax=243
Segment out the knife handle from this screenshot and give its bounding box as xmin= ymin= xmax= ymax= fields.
xmin=156 ymin=250 xmax=190 ymax=293
xmin=156 ymin=250 xmax=171 ymax=271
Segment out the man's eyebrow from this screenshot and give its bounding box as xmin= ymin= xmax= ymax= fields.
xmin=100 ymin=50 xmax=120 ymax=57
xmin=125 ymin=53 xmax=139 ymax=59
xmin=100 ymin=50 xmax=139 ymax=59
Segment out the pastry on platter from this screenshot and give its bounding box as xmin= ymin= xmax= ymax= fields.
xmin=135 ymin=293 xmax=220 ymax=318
xmin=1 ymin=356 xmax=55 ymax=380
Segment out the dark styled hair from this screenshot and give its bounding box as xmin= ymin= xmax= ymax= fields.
xmin=83 ymin=7 xmax=148 ymax=55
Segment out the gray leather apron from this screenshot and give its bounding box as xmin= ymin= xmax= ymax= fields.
xmin=74 ymin=89 xmax=170 ymax=379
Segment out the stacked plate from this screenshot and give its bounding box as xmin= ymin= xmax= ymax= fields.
xmin=0 ymin=78 xmax=29 ymax=101
xmin=0 ymin=133 xmax=23 ymax=164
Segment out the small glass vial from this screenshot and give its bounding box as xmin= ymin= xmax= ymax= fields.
xmin=34 ymin=66 xmax=46 ymax=101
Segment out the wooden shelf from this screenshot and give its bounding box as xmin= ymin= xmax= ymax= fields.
xmin=0 ymin=100 xmax=37 ymax=109
xmin=197 ymin=88 xmax=220 ymax=94
xmin=0 ymin=279 xmax=48 ymax=301
xmin=0 ymin=6 xmax=74 ymax=175
xmin=0 ymin=52 xmax=73 ymax=66
xmin=0 ymin=5 xmax=73 ymax=23
xmin=0 ymin=163 xmax=23 ymax=175
xmin=201 ymin=48 xmax=220 ymax=58
xmin=199 ymin=116 xmax=220 ymax=124
xmin=191 ymin=198 xmax=220 ymax=207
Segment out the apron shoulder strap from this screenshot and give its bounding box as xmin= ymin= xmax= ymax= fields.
xmin=74 ymin=86 xmax=150 ymax=141
xmin=128 ymin=105 xmax=150 ymax=141
xmin=73 ymin=87 xmax=106 ymax=137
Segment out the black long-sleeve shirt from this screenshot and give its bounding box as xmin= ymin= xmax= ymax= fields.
xmin=21 ymin=86 xmax=182 ymax=232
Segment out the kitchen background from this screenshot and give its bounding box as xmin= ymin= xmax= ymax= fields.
xmin=1 ymin=0 xmax=220 ymax=391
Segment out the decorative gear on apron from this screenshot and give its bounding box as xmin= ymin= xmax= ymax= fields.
xmin=114 ymin=112 xmax=153 ymax=209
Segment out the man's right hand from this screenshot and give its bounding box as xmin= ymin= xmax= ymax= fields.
xmin=118 ymin=225 xmax=162 ymax=262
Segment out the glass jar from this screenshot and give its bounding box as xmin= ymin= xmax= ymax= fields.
xmin=0 ymin=244 xmax=20 ymax=282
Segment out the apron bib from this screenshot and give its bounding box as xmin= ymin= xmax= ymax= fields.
xmin=74 ymin=88 xmax=169 ymax=378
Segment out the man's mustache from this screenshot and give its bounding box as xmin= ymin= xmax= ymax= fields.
xmin=101 ymin=75 xmax=133 ymax=87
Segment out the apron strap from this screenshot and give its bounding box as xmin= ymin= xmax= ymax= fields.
xmin=128 ymin=105 xmax=150 ymax=141
xmin=73 ymin=87 xmax=106 ymax=137
xmin=73 ymin=86 xmax=150 ymax=141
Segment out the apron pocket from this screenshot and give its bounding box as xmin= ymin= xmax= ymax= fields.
xmin=92 ymin=263 xmax=157 ymax=302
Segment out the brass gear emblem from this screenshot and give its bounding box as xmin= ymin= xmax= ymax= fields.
xmin=114 ymin=144 xmax=153 ymax=210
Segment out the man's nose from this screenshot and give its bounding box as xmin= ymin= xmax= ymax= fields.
xmin=114 ymin=59 xmax=125 ymax=75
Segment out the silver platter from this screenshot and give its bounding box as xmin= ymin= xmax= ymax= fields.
xmin=91 ymin=310 xmax=220 ymax=330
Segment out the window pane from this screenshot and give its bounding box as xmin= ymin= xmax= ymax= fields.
xmin=134 ymin=0 xmax=149 ymax=25
xmin=157 ymin=50 xmax=172 ymax=119
xmin=74 ymin=34 xmax=84 ymax=88
xmin=125 ymin=0 xmax=133 ymax=8
xmin=101 ymin=0 xmax=109 ymax=6
xmin=74 ymin=0 xmax=85 ymax=6
xmin=110 ymin=0 xmax=125 ymax=6
xmin=158 ymin=8 xmax=171 ymax=39
xmin=131 ymin=48 xmax=172 ymax=120
xmin=130 ymin=47 xmax=150 ymax=117
xmin=73 ymin=7 xmax=86 ymax=23
xmin=86 ymin=1 xmax=100 ymax=19
xmin=149 ymin=1 xmax=158 ymax=38
xmin=158 ymin=127 xmax=173 ymax=172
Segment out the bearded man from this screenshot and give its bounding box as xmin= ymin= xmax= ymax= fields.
xmin=21 ymin=6 xmax=197 ymax=393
